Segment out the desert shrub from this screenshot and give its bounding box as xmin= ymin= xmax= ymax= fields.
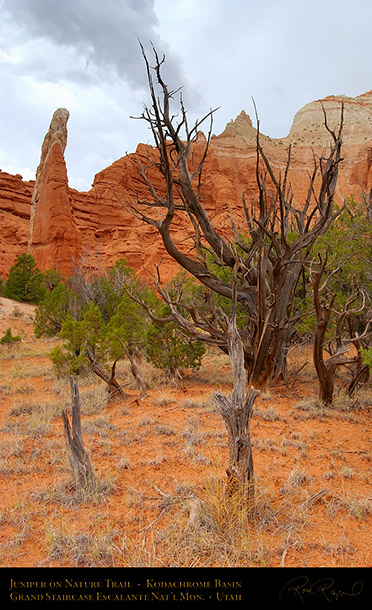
xmin=295 ymin=197 xmax=372 ymax=340
xmin=49 ymin=345 xmax=80 ymax=377
xmin=3 ymin=253 xmax=45 ymax=303
xmin=45 ymin=258 xmax=205 ymax=386
xmin=106 ymin=291 xmax=147 ymax=357
xmin=0 ymin=328 xmax=22 ymax=345
xmin=43 ymin=260 xmax=149 ymax=394
xmin=40 ymin=268 xmax=64 ymax=292
xmin=145 ymin=303 xmax=205 ymax=377
xmin=51 ymin=303 xmax=106 ymax=377
xmin=68 ymin=258 xmax=130 ymax=324
xmin=34 ymin=282 xmax=73 ymax=337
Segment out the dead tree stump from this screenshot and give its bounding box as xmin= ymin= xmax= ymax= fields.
xmin=62 ymin=377 xmax=96 ymax=491
xmin=214 ymin=270 xmax=260 ymax=515
xmin=215 ymin=386 xmax=260 ymax=512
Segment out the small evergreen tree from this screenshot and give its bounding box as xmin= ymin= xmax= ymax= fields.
xmin=50 ymin=303 xmax=126 ymax=398
xmin=145 ymin=302 xmax=205 ymax=378
xmin=34 ymin=282 xmax=74 ymax=337
xmin=299 ymin=197 xmax=372 ymax=402
xmin=107 ymin=292 xmax=148 ymax=394
xmin=56 ymin=303 xmax=107 ymax=375
xmin=40 ymin=269 xmax=64 ymax=292
xmin=3 ymin=254 xmax=45 ymax=303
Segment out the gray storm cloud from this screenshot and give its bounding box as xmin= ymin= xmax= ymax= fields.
xmin=0 ymin=0 xmax=183 ymax=89
xmin=0 ymin=0 xmax=207 ymax=189
xmin=1 ymin=0 xmax=371 ymax=189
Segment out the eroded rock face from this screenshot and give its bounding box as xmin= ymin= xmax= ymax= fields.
xmin=0 ymin=171 xmax=33 ymax=277
xmin=1 ymin=92 xmax=372 ymax=280
xmin=28 ymin=108 xmax=82 ymax=275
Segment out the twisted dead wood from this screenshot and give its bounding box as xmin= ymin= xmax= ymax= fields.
xmin=62 ymin=377 xmax=95 ymax=490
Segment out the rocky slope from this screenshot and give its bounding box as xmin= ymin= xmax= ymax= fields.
xmin=1 ymin=91 xmax=372 ymax=279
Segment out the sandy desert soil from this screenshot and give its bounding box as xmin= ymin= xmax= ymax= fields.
xmin=0 ymin=298 xmax=371 ymax=568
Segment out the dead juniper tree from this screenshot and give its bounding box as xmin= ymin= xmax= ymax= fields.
xmin=114 ymin=44 xmax=345 ymax=511
xmin=62 ymin=377 xmax=96 ymax=491
xmin=121 ymin=44 xmax=344 ymax=388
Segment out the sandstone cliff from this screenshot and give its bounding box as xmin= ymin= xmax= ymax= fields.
xmin=1 ymin=91 xmax=372 ymax=279
xmin=0 ymin=171 xmax=33 ymax=278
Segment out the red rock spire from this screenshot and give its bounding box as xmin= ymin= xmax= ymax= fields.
xmin=28 ymin=108 xmax=81 ymax=274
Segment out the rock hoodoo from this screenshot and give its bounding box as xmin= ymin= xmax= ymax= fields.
xmin=28 ymin=108 xmax=82 ymax=275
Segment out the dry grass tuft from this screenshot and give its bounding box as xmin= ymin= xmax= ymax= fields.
xmin=46 ymin=525 xmax=118 ymax=566
xmin=327 ymin=492 xmax=372 ymax=521
xmin=292 ymin=386 xmax=372 ymax=421
xmin=156 ymin=475 xmax=276 ymax=567
xmin=31 ymin=473 xmax=117 ymax=508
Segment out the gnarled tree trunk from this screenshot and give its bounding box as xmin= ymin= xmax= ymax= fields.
xmin=62 ymin=378 xmax=95 ymax=490
xmin=127 ymin=348 xmax=148 ymax=397
xmin=114 ymin=335 xmax=148 ymax=397
xmin=214 ymin=278 xmax=260 ymax=513
xmin=85 ymin=348 xmax=128 ymax=399
xmin=313 ymin=288 xmax=336 ymax=405
xmin=215 ymin=385 xmax=259 ymax=509
xmin=312 ymin=260 xmax=358 ymax=404
xmin=347 ymin=364 xmax=370 ymax=395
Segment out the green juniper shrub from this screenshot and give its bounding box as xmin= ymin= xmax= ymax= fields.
xmin=40 ymin=269 xmax=64 ymax=292
xmin=0 ymin=328 xmax=22 ymax=345
xmin=295 ymin=196 xmax=372 ymax=341
xmin=3 ymin=253 xmax=45 ymax=303
xmin=34 ymin=282 xmax=75 ymax=337
xmin=107 ymin=292 xmax=147 ymax=359
xmin=45 ymin=259 xmax=143 ymax=386
xmin=141 ymin=272 xmax=207 ymax=379
xmin=55 ymin=302 xmax=107 ymax=376
xmin=145 ymin=301 xmax=205 ymax=378
xmin=48 ymin=345 xmax=72 ymax=377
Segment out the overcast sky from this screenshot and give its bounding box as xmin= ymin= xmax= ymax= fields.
xmin=0 ymin=0 xmax=371 ymax=190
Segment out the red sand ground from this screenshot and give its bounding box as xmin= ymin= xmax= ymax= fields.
xmin=0 ymin=297 xmax=371 ymax=568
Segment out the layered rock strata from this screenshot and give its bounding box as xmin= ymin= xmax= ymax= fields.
xmin=0 ymin=91 xmax=371 ymax=279
xmin=0 ymin=171 xmax=33 ymax=278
